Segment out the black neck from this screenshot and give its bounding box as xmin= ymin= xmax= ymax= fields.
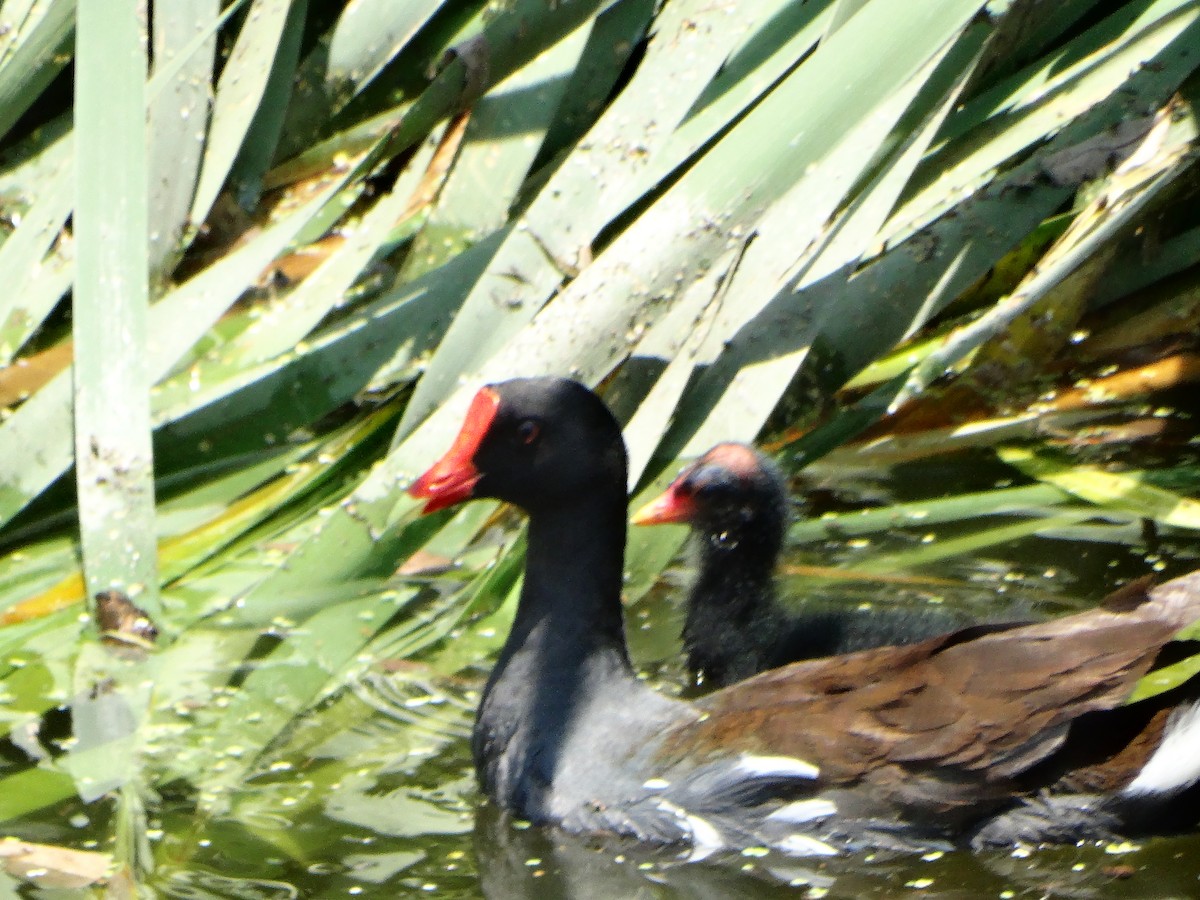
xmin=691 ymin=530 xmax=781 ymax=622
xmin=508 ymin=490 xmax=632 ymax=666
xmin=681 ymin=529 xmax=786 ymax=686
xmin=474 ymin=488 xmax=639 ymax=811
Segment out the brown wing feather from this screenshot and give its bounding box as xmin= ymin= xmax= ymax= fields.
xmin=657 ymin=572 xmax=1200 ymax=814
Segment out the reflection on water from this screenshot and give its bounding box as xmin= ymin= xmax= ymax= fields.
xmin=473 ymin=803 xmax=841 ymax=899
xmin=472 ymin=803 xmax=1200 ymax=899
xmin=7 ymin=452 xmax=1200 ymax=897
xmin=165 ymin=870 xmax=301 ymax=899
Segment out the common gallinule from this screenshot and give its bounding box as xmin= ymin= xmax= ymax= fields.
xmin=409 ymin=377 xmax=1200 ymax=856
xmin=631 ymin=443 xmax=1026 ymax=688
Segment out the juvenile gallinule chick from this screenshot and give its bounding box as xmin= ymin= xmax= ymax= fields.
xmin=632 ymin=443 xmax=1021 ymax=688
xmin=409 ymin=377 xmax=1200 ymax=856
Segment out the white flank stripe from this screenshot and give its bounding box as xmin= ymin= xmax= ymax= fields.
xmin=777 ymin=834 xmax=839 ymax=857
xmin=735 ymin=754 xmax=820 ymax=780
xmin=1124 ymin=700 xmax=1200 ymax=796
xmin=766 ymin=798 xmax=838 ymax=824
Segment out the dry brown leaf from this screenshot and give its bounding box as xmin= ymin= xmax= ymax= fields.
xmin=0 ymin=837 xmax=111 ymax=889
xmin=0 ymin=342 xmax=73 ymax=408
xmin=397 ymin=549 xmax=456 ymax=576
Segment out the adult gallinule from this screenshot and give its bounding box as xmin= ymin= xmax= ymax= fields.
xmin=632 ymin=443 xmax=1026 ymax=688
xmin=409 ymin=377 xmax=1200 ymax=856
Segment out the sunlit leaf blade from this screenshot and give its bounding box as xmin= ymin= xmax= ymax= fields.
xmin=326 ymin=2 xmax=446 ymax=108
xmin=73 ymin=0 xmax=157 ymax=606
xmin=0 ymin=173 xmax=355 ymax=528
xmin=188 ymin=0 xmax=296 ymax=226
xmin=215 ymin=154 xmax=432 ymax=369
xmin=891 ymin=101 xmax=1198 ymax=411
xmin=849 ymin=509 xmax=1096 ymax=576
xmin=788 ymin=484 xmax=1074 ymax=543
xmin=394 ymin=0 xmax=772 ymax=442
xmin=147 ymin=0 xmax=218 ymax=283
xmin=398 ymin=21 xmax=591 ymax=279
xmin=1128 ymin=649 xmax=1200 ymax=703
xmin=0 ymin=0 xmax=72 ymax=144
xmin=648 ymin=9 xmax=989 ymax=468
xmin=227 ymin=0 xmax=309 ymax=211
xmin=0 ymin=768 xmax=78 ymax=822
xmin=999 ymin=447 xmax=1200 ymax=530
xmin=0 ymin=156 xmax=72 ymax=364
xmin=894 ymin=0 xmax=1199 ymax=232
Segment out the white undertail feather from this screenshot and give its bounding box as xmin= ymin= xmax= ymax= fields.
xmin=1123 ymin=700 xmax=1200 ymax=796
xmin=656 ymin=799 xmax=725 ymax=861
xmin=683 ymin=812 xmax=725 ymax=862
xmin=734 ymin=754 xmax=820 ymax=780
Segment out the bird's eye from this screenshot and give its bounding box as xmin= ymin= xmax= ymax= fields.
xmin=517 ymin=419 xmax=541 ymax=446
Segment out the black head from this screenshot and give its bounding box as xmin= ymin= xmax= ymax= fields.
xmin=633 ymin=443 xmax=788 ymax=551
xmin=410 ymin=377 xmax=628 ymax=514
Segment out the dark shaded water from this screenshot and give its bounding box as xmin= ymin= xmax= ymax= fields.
xmin=7 ymin=451 xmax=1200 ymax=897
